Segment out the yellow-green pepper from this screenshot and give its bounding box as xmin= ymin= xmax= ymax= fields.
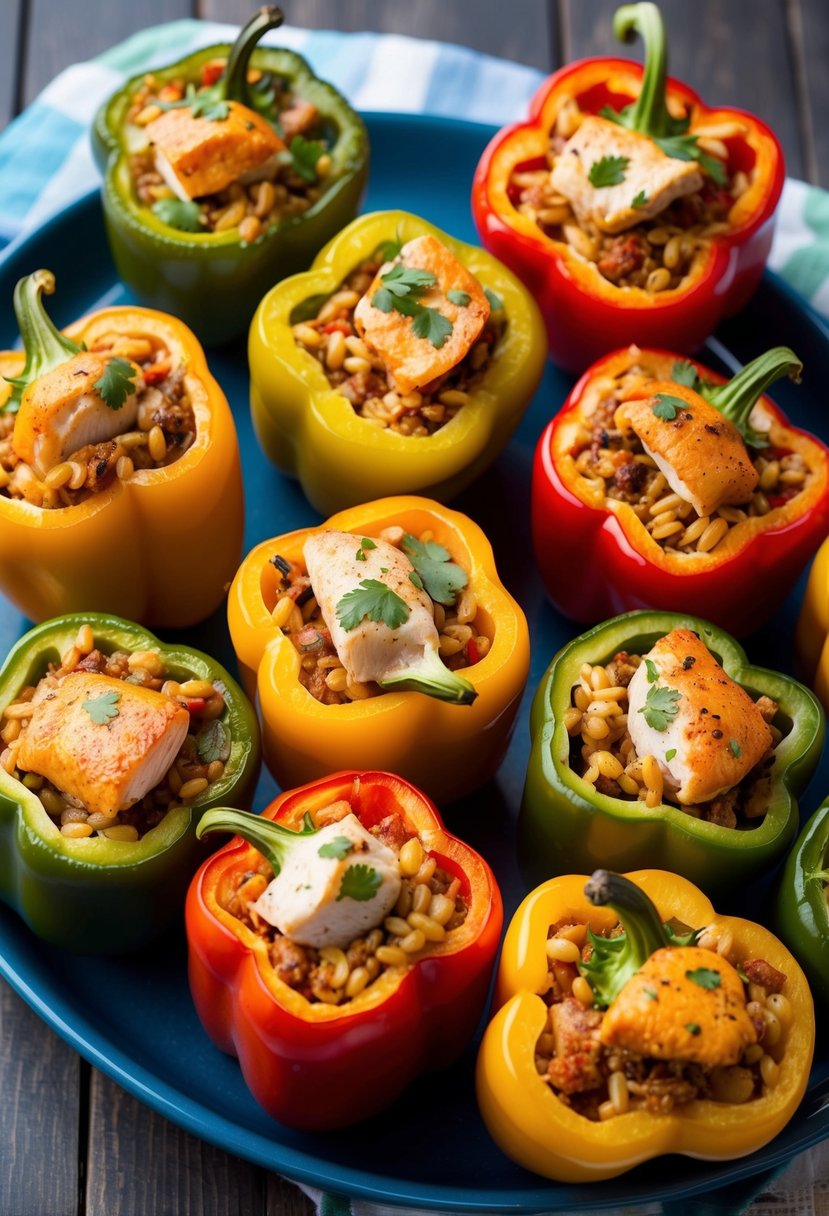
xmin=796 ymin=535 xmax=829 ymax=710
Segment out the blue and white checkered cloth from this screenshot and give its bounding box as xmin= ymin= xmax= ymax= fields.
xmin=0 ymin=19 xmax=827 ymax=1216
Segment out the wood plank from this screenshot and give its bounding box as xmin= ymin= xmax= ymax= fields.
xmin=0 ymin=0 xmax=23 ymax=128
xmin=199 ymin=0 xmax=557 ymax=72
xmin=0 ymin=979 xmax=81 ymax=1216
xmin=20 ymin=0 xmax=196 ymax=106
xmin=560 ymin=0 xmax=806 ymax=180
xmin=792 ymin=0 xmax=828 ymax=184
xmin=86 ymin=1069 xmax=266 ymax=1215
xmin=266 ymin=1174 xmax=315 ymax=1215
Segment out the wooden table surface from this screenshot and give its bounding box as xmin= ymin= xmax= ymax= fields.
xmin=1 ymin=3 xmax=828 ymax=1214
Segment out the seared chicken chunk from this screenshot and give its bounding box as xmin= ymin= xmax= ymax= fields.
xmin=12 ymin=351 xmax=141 ymax=476
xmin=626 ymin=628 xmax=773 ymax=805
xmin=614 ymin=381 xmax=761 ymax=517
xmin=550 ymin=115 xmax=704 ymax=235
xmin=599 ymin=945 xmax=756 ymax=1067
xmin=145 ymin=101 xmax=284 ymax=201
xmin=353 ymin=235 xmax=489 ymax=395
xmin=252 ymin=812 xmax=402 ymax=949
xmin=16 ymin=672 xmax=189 ymax=818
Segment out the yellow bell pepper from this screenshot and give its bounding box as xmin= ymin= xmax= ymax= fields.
xmin=796 ymin=535 xmax=829 ymax=710
xmin=248 ymin=210 xmax=546 ymax=515
xmin=476 ymin=870 xmax=815 ymax=1183
xmin=228 ymin=495 xmax=530 ymax=803
xmin=0 ymin=271 xmax=243 ymax=627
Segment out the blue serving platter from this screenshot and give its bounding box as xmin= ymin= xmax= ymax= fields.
xmin=0 ymin=113 xmax=827 ymax=1213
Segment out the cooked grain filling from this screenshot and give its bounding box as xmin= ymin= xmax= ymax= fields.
xmin=568 ymin=652 xmax=780 ymax=828
xmin=291 ymin=248 xmax=506 ymax=434
xmin=224 ymin=800 xmax=469 ymax=1005
xmin=0 ymin=626 xmax=228 ymax=840
xmin=571 ymin=364 xmax=812 ymax=556
xmin=537 ymin=919 xmax=790 ymax=1119
xmin=0 ymin=334 xmax=196 ymax=508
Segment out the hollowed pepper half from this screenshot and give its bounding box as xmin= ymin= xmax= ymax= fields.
xmin=0 ymin=270 xmax=243 ymax=627
xmin=248 ymin=209 xmax=546 ymax=515
xmin=92 ymin=9 xmax=369 ymax=345
xmin=795 ymin=536 xmax=829 ymax=712
xmin=471 ymin=3 xmax=784 ymax=372
xmin=519 ymin=610 xmax=824 ymax=894
xmin=228 ymin=495 xmax=530 ymax=804
xmin=0 ymin=612 xmax=260 ymax=953
xmin=476 ymin=869 xmax=814 ymax=1182
xmin=185 ymin=769 xmax=503 ymax=1129
xmin=775 ymin=798 xmax=829 ymax=1007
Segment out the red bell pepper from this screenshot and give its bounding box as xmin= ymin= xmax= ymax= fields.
xmin=531 ymin=345 xmax=829 ymax=635
xmin=471 ymin=3 xmax=784 ymax=372
xmin=185 ymin=770 xmax=503 ymax=1129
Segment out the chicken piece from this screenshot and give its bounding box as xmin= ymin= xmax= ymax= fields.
xmin=252 ymin=813 xmax=402 ymax=949
xmin=550 ymin=115 xmax=704 ymax=235
xmin=12 ymin=351 xmax=141 ymax=476
xmin=303 ymin=531 xmax=440 ymax=686
xmin=16 ymin=672 xmax=189 ymax=818
xmin=614 ymin=381 xmax=760 ymax=517
xmin=547 ymin=996 xmax=605 ymax=1094
xmin=626 ymin=628 xmax=773 ymax=805
xmin=353 ymin=235 xmax=490 ymax=395
xmin=144 ymin=101 xmax=284 ymax=201
xmin=599 ymin=945 xmax=757 ymax=1067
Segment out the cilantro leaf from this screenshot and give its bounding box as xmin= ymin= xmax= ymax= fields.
xmin=197 ymin=719 xmax=230 ymax=765
xmin=484 ymin=287 xmax=504 ymax=312
xmin=381 ymin=264 xmax=436 ymax=296
xmin=337 ymin=864 xmax=382 ymax=902
xmin=190 ymin=94 xmax=230 ymax=122
xmin=729 ymin=738 xmax=742 ymax=758
xmin=408 ymin=570 xmax=425 ymax=591
xmin=686 ymin=967 xmax=722 ymax=990
xmin=665 ymin=748 xmax=677 ymax=761
xmin=411 ymin=306 xmax=453 ymax=348
xmin=653 ymin=135 xmax=727 ymax=186
xmin=401 ymin=533 xmax=468 ymax=606
xmin=685 ymin=1022 xmax=701 ymax=1035
xmin=336 ymin=579 xmax=410 ymax=632
xmin=377 ymin=238 xmax=403 ymax=262
xmin=360 ymin=537 xmax=377 ymax=550
xmin=652 ymin=392 xmax=688 ymax=421
xmin=447 ymin=290 xmax=470 ymax=307
xmin=588 ymin=155 xmax=630 ymax=187
xmin=645 ymin=658 xmax=659 ymax=683
xmin=289 ymin=135 xmax=326 ymax=183
xmin=82 ymin=690 xmax=121 ymax=725
xmin=671 ymin=359 xmax=699 ymax=388
xmin=318 ymin=836 xmax=355 ymax=861
xmin=151 ymin=198 xmax=204 ymax=233
xmin=631 ymin=190 xmax=649 ymax=209
xmin=94 ymin=358 xmax=137 ymax=411
xmin=640 ymin=685 xmax=681 ymax=731
xmin=643 ymin=987 xmax=658 ymax=1001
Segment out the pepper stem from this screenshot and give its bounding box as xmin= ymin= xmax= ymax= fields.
xmin=612 ymin=3 xmax=674 ymax=138
xmin=378 ymin=645 xmax=478 ymax=705
xmin=578 ymin=870 xmax=670 ymax=1007
xmin=197 ymin=805 xmax=316 ymax=876
xmin=220 ymin=6 xmax=285 ymax=108
xmin=6 ymin=270 xmax=81 ymax=410
xmin=704 ymin=346 xmax=802 ymax=449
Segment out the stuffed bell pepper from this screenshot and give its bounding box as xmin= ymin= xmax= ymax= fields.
xmin=519 ymin=611 xmax=823 ymax=893
xmin=532 ymin=344 xmax=829 ymax=635
xmin=472 ymin=2 xmax=784 ymax=371
xmin=0 ymin=612 xmax=259 ymax=952
xmin=477 ymin=869 xmax=814 ymax=1182
xmin=775 ymin=799 xmax=829 ymax=1007
xmin=186 ymin=769 xmax=502 ymax=1128
xmin=795 ymin=536 xmax=829 ymax=711
xmin=93 ymin=8 xmax=369 ymax=344
xmin=0 ymin=269 xmax=243 ymax=626
xmin=228 ymin=496 xmax=530 ymax=803
xmin=249 ymin=210 xmax=546 ymax=514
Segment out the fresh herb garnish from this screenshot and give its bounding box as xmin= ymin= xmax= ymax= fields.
xmin=671 ymin=359 xmax=699 ymax=388
xmin=337 ymin=864 xmax=382 ymax=902
xmin=643 ymin=986 xmax=658 ymax=1001
xmin=685 ymin=1022 xmax=701 ymax=1035
xmin=652 ymin=392 xmax=688 ymax=421
xmin=190 ymin=94 xmax=230 ymax=122
xmin=371 ymin=264 xmax=454 ymax=348
xmin=336 ymin=579 xmax=410 ymax=632
xmin=318 ymin=836 xmax=355 ymax=861
xmin=686 ymin=967 xmax=722 ymax=990
xmin=645 ymin=658 xmax=659 ymax=683
xmin=289 ymin=135 xmax=326 ymax=183
xmin=411 ymin=307 xmax=453 ymax=348
xmin=665 ymin=748 xmax=677 ymax=761
xmin=197 ymin=719 xmax=230 ymax=764
xmin=599 ymin=105 xmax=727 ymax=185
xmin=447 ymin=290 xmax=470 ymax=307
xmin=631 ymin=190 xmax=649 ymax=209
xmin=151 ymin=198 xmax=204 ymax=233
xmin=408 ymin=570 xmax=425 ymax=591
xmin=484 ymin=287 xmax=504 ymax=312
xmin=82 ymin=690 xmax=121 ymax=725
xmin=355 ymin=537 xmax=376 ymax=562
xmin=588 ymin=155 xmax=630 ymax=187
xmin=401 ymin=533 xmax=468 ymax=606
xmin=640 ymin=685 xmax=681 ymax=731
xmin=94 ymin=358 xmax=136 ymax=410
xmin=377 ymin=238 xmax=403 ymax=262
xmin=729 ymin=739 xmax=743 ymax=757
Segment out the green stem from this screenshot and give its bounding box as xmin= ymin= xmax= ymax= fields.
xmin=612 ymin=3 xmax=673 ymax=138
xmin=378 ymin=645 xmax=478 ymax=705
xmin=196 ymin=805 xmax=315 ymax=876
xmin=220 ymin=6 xmax=285 ymax=107
xmin=579 ymin=870 xmax=670 ymax=1007
xmin=6 ymin=270 xmax=81 ymax=411
xmin=704 ymin=346 xmax=802 ymax=448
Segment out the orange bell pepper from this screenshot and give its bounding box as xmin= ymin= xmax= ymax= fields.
xmin=228 ymin=495 xmax=530 ymax=803
xmin=796 ymin=535 xmax=829 ymax=710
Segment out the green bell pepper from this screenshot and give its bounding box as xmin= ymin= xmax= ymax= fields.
xmin=92 ymin=8 xmax=369 ymax=345
xmin=519 ymin=610 xmax=824 ymax=894
xmin=775 ymin=798 xmax=829 ymax=1005
xmin=0 ymin=613 xmax=260 ymax=953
